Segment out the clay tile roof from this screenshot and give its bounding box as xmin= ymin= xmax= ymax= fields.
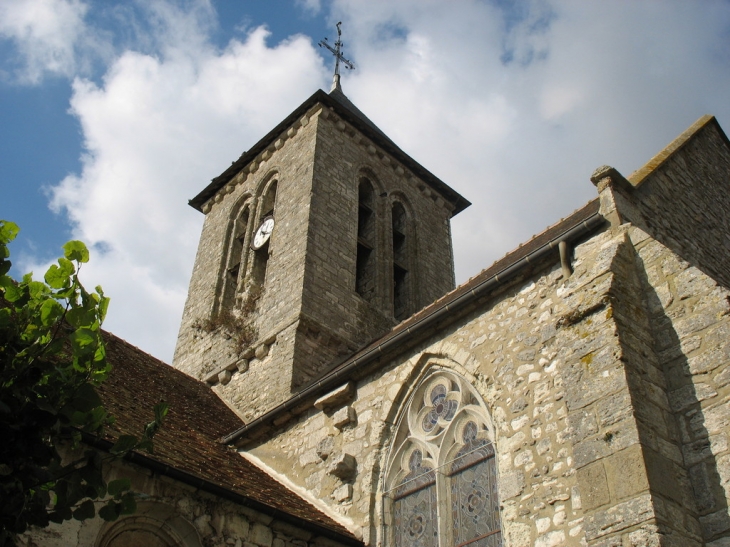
xmin=95 ymin=332 xmax=359 ymax=544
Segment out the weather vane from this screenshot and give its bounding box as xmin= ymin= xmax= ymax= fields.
xmin=319 ymin=22 xmax=354 ymax=90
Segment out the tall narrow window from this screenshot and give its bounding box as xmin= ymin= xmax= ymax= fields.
xmin=356 ymin=179 xmax=376 ymax=301
xmin=385 ymin=371 xmax=501 ymax=547
xmin=221 ymin=204 xmax=250 ymax=313
xmin=392 ymin=202 xmax=409 ymax=320
xmin=251 ymin=181 xmax=277 ymax=289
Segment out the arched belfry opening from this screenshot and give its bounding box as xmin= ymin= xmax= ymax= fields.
xmin=391 ymin=201 xmax=411 ymax=320
xmin=251 ymin=179 xmax=277 ymax=291
xmin=356 ymin=177 xmax=377 ymax=301
xmin=384 ymin=370 xmax=501 ymax=547
xmin=219 ymin=199 xmax=251 ymax=315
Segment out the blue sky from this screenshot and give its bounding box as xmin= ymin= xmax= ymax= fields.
xmin=2 ymin=0 xmax=730 ymax=362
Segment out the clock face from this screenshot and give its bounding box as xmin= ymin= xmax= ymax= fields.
xmin=251 ymin=216 xmax=275 ymax=250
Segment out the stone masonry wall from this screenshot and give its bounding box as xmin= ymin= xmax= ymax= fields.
xmin=173 ymin=99 xmax=459 ymax=421
xmin=287 ymin=105 xmax=457 ymax=389
xmin=172 ymin=104 xmax=320 ymax=422
xmin=595 ymin=116 xmax=730 ymax=545
xmin=627 ymin=117 xmax=730 ymax=291
xmin=245 ymin=221 xmax=683 ymax=547
xmin=629 ymin=223 xmax=730 ymax=545
xmin=20 ymin=453 xmax=351 ymax=547
xmin=243 ymin=199 xmax=730 ymax=547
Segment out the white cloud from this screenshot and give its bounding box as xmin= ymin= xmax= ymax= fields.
xmin=0 ymin=0 xmax=91 ymax=83
xmin=20 ymin=0 xmax=730 ymax=365
xmin=328 ymin=0 xmax=730 ymax=279
xmin=296 ymin=0 xmax=322 ymax=15
xmin=33 ymin=14 xmax=327 ymax=361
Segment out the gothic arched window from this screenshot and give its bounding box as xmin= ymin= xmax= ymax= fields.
xmin=385 ymin=371 xmax=501 ymax=547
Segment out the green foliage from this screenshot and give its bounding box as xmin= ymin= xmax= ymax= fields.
xmin=0 ymin=221 xmax=168 ymax=546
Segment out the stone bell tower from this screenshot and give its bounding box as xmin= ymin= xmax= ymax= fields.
xmin=172 ymin=82 xmax=470 ymax=422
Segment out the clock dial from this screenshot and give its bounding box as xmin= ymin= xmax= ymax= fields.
xmin=252 ymin=216 xmax=275 ymax=250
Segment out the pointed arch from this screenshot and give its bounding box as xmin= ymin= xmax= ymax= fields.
xmin=384 ymin=369 xmax=501 ymax=547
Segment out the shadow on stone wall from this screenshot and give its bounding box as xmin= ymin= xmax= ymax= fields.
xmin=626 ymin=237 xmax=730 ymax=545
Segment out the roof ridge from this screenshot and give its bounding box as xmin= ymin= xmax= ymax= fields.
xmin=629 ymin=114 xmax=718 ymax=187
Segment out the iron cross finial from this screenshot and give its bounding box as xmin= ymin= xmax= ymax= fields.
xmin=319 ymin=22 xmax=354 ymax=91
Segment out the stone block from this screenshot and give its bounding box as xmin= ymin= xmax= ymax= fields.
xmin=237 ymin=359 xmax=249 ymax=373
xmin=249 ymin=522 xmax=273 ymax=547
xmin=254 ymin=344 xmax=269 ymax=360
xmin=576 ymin=461 xmax=610 ymax=511
xmin=332 ymin=406 xmax=356 ymax=429
xmin=535 ymin=530 xmax=565 ymax=547
xmin=499 ymin=470 xmax=525 ymax=500
xmin=219 ymin=370 xmax=232 ymax=385
xmin=314 ymin=382 xmax=355 ymax=410
xmin=333 ymin=483 xmax=353 ymax=502
xmin=584 ymin=494 xmax=654 ymax=541
xmin=327 ymin=453 xmax=357 ymax=480
xmin=700 ymin=508 xmax=730 ymax=541
xmin=604 ymin=444 xmax=649 ymax=501
xmin=316 ymin=436 xmax=334 ymax=460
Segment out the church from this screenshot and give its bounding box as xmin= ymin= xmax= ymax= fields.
xmin=24 ymin=72 xmax=730 ymax=547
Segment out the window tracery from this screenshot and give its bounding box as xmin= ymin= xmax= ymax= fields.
xmin=385 ymin=371 xmax=501 ymax=547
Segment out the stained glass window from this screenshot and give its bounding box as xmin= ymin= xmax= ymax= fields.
xmin=449 ymin=423 xmax=501 ymax=547
xmin=393 ymin=451 xmax=438 ymax=547
xmin=386 ymin=372 xmax=502 ymax=547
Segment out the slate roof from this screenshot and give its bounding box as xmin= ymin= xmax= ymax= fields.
xmin=94 ymin=332 xmax=360 ymax=544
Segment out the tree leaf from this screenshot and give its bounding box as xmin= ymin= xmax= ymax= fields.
xmin=72 ymin=499 xmax=95 ymax=521
xmin=40 ymin=298 xmax=64 ymax=327
xmin=107 ymin=478 xmax=131 ymax=497
xmin=110 ymin=435 xmax=138 ymax=456
xmin=44 ymin=258 xmax=74 ymax=289
xmin=66 ymin=307 xmax=95 ymax=328
xmin=98 ymin=501 xmax=120 ymax=522
xmin=0 ymin=220 xmax=19 ymax=244
xmin=63 ymin=241 xmax=90 ymax=263
xmin=70 ymin=383 xmax=102 ymax=413
xmin=154 ymin=402 xmax=169 ymax=425
xmin=119 ymin=492 xmax=136 ymax=515
xmin=69 ymin=328 xmax=97 ymax=355
xmin=0 ymin=307 xmax=11 ymax=329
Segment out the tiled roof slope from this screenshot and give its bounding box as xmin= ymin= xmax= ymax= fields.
xmin=94 ymin=333 xmax=359 ymax=543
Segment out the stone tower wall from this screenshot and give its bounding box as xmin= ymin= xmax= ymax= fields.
xmin=172 ymin=105 xmax=320 ymax=391
xmin=289 ymin=106 xmax=456 ymax=386
xmin=174 ymin=99 xmax=459 ymax=422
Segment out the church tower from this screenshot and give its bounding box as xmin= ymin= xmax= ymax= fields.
xmin=172 ymin=81 xmax=469 ymax=422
